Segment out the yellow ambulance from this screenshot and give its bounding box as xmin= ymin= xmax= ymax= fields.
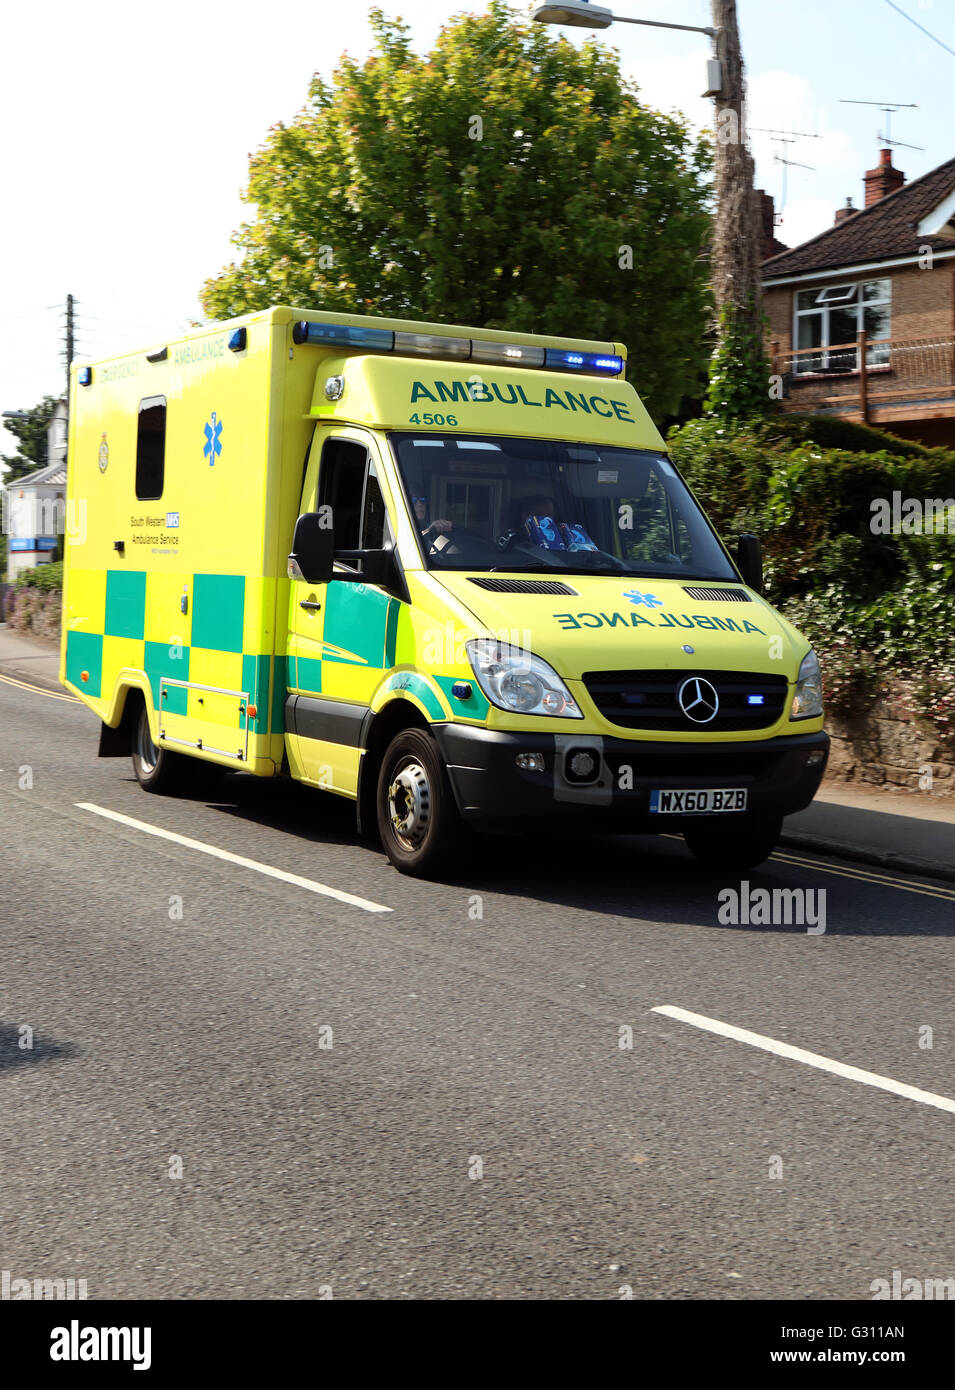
xmin=62 ymin=305 xmax=828 ymax=875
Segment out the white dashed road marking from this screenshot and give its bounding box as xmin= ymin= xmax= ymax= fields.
xmin=76 ymin=801 xmax=393 ymax=914
xmin=652 ymin=1004 xmax=955 ymax=1115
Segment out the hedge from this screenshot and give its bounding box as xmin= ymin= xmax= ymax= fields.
xmin=667 ymin=415 xmax=955 ymax=735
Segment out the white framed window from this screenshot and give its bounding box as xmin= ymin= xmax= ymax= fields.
xmin=793 ymin=278 xmax=891 ymax=374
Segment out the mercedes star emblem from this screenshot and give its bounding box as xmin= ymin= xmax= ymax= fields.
xmin=677 ymin=675 xmax=720 ymax=724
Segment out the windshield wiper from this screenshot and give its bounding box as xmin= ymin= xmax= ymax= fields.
xmin=487 ymin=562 xmax=556 ymax=573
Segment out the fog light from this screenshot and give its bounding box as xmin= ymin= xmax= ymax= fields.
xmin=565 ymin=749 xmax=598 ymax=783
xmin=516 ymin=753 xmax=546 ymax=772
xmin=806 ymin=749 xmax=825 ymax=766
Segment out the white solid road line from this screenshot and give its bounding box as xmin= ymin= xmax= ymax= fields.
xmin=76 ymin=802 xmax=393 ymax=914
xmin=652 ymin=1004 xmax=955 ymax=1116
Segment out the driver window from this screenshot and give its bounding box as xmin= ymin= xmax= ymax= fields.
xmin=318 ymin=437 xmax=392 ymax=565
xmin=361 ymin=468 xmax=390 ymax=550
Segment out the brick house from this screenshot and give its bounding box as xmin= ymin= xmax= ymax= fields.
xmin=762 ymin=150 xmax=955 ymax=446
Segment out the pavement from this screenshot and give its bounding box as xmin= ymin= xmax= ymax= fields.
xmin=1 ymin=621 xmax=952 ymax=883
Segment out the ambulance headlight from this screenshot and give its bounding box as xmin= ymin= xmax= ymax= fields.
xmin=790 ymin=649 xmax=823 ymax=720
xmin=466 ymin=640 xmax=582 ymax=718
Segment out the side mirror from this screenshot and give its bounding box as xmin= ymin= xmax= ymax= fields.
xmin=334 ymin=543 xmax=408 ymax=600
xmin=737 ymin=533 xmax=762 ymax=592
xmin=288 ymin=512 xmax=334 ymax=584
xmin=361 ymin=545 xmax=398 ymax=589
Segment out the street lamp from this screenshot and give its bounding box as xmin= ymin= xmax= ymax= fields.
xmin=531 ymin=2 xmax=722 ymax=94
xmin=531 ymin=1 xmax=613 ymax=26
xmin=532 ymin=2 xmax=715 ymax=38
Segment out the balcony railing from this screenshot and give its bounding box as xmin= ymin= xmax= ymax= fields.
xmin=770 ymin=331 xmax=955 ymax=423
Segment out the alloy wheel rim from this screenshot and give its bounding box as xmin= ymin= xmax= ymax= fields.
xmin=387 ymin=759 xmax=431 ymax=850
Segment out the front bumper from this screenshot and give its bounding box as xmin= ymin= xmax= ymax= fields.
xmin=433 ymin=724 xmax=829 ymax=832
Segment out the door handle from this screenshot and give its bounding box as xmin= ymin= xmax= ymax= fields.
xmin=299 ymin=599 xmax=322 ymax=611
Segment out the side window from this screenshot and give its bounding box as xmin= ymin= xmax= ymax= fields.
xmin=360 ymin=469 xmax=390 ymax=550
xmin=318 ymin=438 xmax=366 ymax=552
xmin=317 ymin=437 xmax=393 ymax=564
xmin=136 ymin=396 xmax=166 ymax=500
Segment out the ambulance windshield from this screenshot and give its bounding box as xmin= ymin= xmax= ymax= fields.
xmin=389 ymin=433 xmax=738 ymax=581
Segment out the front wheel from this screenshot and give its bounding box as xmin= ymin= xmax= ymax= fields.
xmin=683 ymin=815 xmax=782 ymax=871
xmin=376 ymin=728 xmax=466 ymax=876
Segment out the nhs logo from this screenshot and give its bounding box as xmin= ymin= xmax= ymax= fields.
xmin=165 ymin=512 xmax=180 ymax=528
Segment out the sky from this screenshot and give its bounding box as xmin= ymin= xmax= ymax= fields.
xmin=2 ymin=0 xmax=954 ymax=465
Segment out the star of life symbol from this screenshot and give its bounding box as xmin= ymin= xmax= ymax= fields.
xmin=203 ymin=411 xmax=222 ymax=465
xmin=623 ymin=588 xmax=663 ymax=609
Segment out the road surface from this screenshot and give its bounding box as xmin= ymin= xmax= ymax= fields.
xmin=1 ymin=672 xmax=952 ymax=1300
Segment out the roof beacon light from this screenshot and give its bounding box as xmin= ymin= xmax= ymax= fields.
xmin=78 ymin=366 xmax=93 ymax=386
xmin=292 ymin=320 xmax=623 ymax=376
xmin=544 ymin=348 xmax=624 ymax=375
xmin=470 ymin=341 xmax=547 ymax=368
xmin=293 ymin=321 xmax=395 ymax=350
xmin=394 ymin=331 xmax=470 ymax=360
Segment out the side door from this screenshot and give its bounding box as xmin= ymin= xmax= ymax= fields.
xmin=286 ymin=431 xmax=400 ymax=795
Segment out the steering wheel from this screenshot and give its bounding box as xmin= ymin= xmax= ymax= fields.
xmin=427 ymin=526 xmax=497 ymax=559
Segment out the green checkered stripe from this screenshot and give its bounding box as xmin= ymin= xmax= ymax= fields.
xmin=64 ymin=571 xmax=287 ymax=736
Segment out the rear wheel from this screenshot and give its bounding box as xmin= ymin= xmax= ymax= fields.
xmin=376 ymin=728 xmax=466 ymax=876
xmin=684 ymin=815 xmax=782 ymax=871
xmin=131 ymin=698 xmax=212 ymax=795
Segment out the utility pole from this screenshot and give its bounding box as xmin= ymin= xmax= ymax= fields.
xmin=710 ymin=0 xmax=762 ymax=349
xmin=65 ymin=293 xmax=75 ymax=413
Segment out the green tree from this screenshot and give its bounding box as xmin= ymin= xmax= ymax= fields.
xmin=201 ymin=1 xmax=712 ymax=420
xmin=1 ymin=395 xmax=58 ymax=483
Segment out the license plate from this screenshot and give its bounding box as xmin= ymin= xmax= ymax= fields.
xmin=649 ymin=787 xmax=748 ymax=815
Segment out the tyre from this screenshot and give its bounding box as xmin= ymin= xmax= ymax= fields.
xmin=130 ymin=698 xmax=204 ymax=795
xmin=684 ymin=815 xmax=782 ymax=871
xmin=376 ymin=727 xmax=466 ymax=876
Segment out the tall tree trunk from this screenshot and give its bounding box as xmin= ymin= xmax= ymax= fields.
xmin=710 ymin=0 xmax=762 ymax=341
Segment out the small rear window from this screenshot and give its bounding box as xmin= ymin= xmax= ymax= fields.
xmin=136 ymin=396 xmax=166 ymax=500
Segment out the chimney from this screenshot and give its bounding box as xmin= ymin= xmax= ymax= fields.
xmin=864 ymin=148 xmax=905 ymax=208
xmin=755 ymin=188 xmax=788 ymax=260
xmin=834 ymin=196 xmax=856 ymax=225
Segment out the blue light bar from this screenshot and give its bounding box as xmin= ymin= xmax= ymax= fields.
xmin=747 ymin=694 xmax=765 ymax=705
xmin=544 ymin=348 xmax=624 ymax=375
xmin=292 ymin=319 xmax=624 ymax=376
xmin=78 ymin=367 xmax=92 ymax=386
xmin=293 ymin=321 xmax=394 ymax=350
xmin=228 ymin=327 xmax=247 ymax=352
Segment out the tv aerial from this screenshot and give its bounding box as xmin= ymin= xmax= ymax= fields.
xmin=750 ymin=127 xmax=820 ymax=215
xmin=839 ymin=99 xmax=924 ymax=151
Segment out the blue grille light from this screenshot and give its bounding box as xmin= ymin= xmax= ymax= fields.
xmin=228 ymin=327 xmax=247 ymax=352
xmin=747 ymin=694 xmax=765 ymax=705
xmin=78 ymin=367 xmax=92 ymax=386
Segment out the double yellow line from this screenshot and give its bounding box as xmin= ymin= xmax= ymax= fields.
xmin=772 ymin=846 xmax=955 ymax=903
xmin=0 ymin=670 xmax=78 ymax=704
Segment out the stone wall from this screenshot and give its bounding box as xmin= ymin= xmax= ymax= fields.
xmin=825 ymin=679 xmax=954 ymax=798
xmin=5 ymin=586 xmax=61 ymax=644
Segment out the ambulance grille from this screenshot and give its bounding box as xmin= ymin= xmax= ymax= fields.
xmin=681 ymin=586 xmax=751 ymax=602
xmin=583 ymin=669 xmax=789 ymax=732
xmin=469 ymin=577 xmax=579 ymax=595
